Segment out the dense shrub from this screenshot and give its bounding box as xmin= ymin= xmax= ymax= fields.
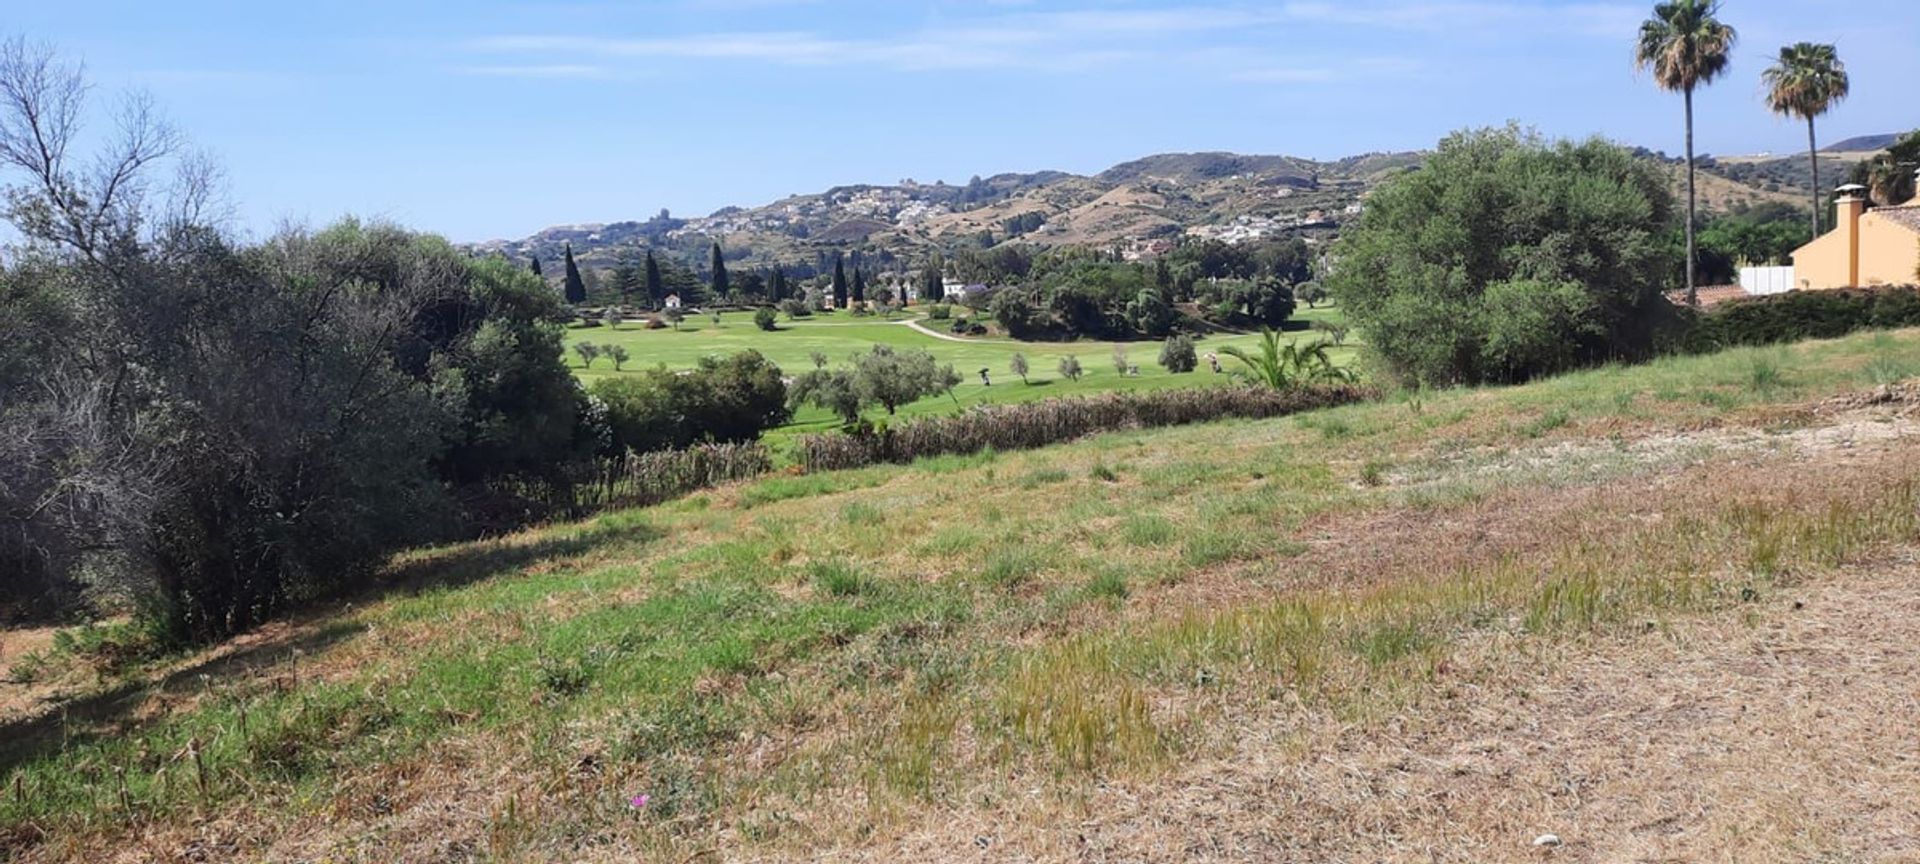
xmin=591 ymin=351 xmax=789 ymax=454
xmin=1159 ymin=335 xmax=1198 ymax=373
xmin=1331 ymin=126 xmax=1675 ymax=386
xmin=1680 ymin=285 xmax=1920 ymax=351
xmin=754 ymin=306 xmax=778 ymax=331
xmin=795 ymin=384 xmax=1375 ymax=471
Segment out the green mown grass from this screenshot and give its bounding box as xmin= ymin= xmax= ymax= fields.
xmin=565 ymin=306 xmax=1360 ymax=443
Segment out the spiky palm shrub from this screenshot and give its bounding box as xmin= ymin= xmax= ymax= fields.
xmin=1219 ymin=329 xmax=1353 ymax=389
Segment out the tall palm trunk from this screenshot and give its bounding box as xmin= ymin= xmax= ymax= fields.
xmin=1806 ymin=115 xmax=1821 ymax=240
xmin=1683 ymin=87 xmax=1697 ymax=305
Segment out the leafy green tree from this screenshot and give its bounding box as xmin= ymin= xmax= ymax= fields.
xmin=1763 ymin=43 xmax=1849 ymax=241
xmin=1330 ymin=127 xmax=1675 ymax=385
xmin=1479 ymin=280 xmax=1602 ymax=378
xmin=1159 ymin=334 xmax=1198 ymax=373
xmin=710 ymin=241 xmax=729 ymax=298
xmin=790 ymin=345 xmax=950 ymax=422
xmin=592 ymin=351 xmax=790 ymax=453
xmin=852 ymin=344 xmax=942 ymax=414
xmin=1636 ymin=0 xmax=1737 ymax=305
xmin=663 ymin=307 xmax=685 ymax=330
xmin=1220 ymin=329 xmax=1352 ymax=389
xmin=562 ymin=242 xmax=587 ymax=305
xmin=755 ymin=306 xmax=778 ymax=331
xmin=606 ymin=344 xmax=631 ymax=371
xmin=1010 ymin=352 xmax=1030 ymax=384
xmin=992 ymin=289 xmax=1048 ymax=339
xmin=1244 ymin=277 xmax=1297 ymax=327
xmin=1129 ymin=287 xmax=1177 ymax=338
xmin=1297 ymin=281 xmax=1326 ymax=308
xmin=934 ymin=363 xmax=963 ymax=406
xmin=574 ymin=341 xmax=601 ymax=368
xmin=0 ymin=45 xmax=591 ymax=641
xmin=1057 ymin=355 xmax=1083 ymax=381
xmin=789 ymin=368 xmax=863 ymax=425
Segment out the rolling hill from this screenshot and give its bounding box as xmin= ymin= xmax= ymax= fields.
xmin=475 ymin=137 xmax=1900 ymax=278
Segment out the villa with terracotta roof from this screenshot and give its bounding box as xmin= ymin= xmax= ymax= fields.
xmin=1791 ymin=181 xmax=1920 ymax=291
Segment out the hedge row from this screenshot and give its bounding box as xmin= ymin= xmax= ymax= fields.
xmin=1681 ymin=285 xmax=1920 ymax=352
xmin=796 ymin=383 xmax=1376 ymax=472
xmin=588 ymin=442 xmax=774 ymax=509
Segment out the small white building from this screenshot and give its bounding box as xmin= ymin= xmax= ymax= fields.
xmin=663 ymin=294 xmax=683 ymax=310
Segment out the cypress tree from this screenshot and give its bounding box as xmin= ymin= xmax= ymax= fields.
xmin=831 ymin=254 xmax=849 ymax=308
xmin=770 ymin=266 xmax=787 ymax=302
xmin=530 ymin=253 xmax=543 ymax=276
xmin=644 ymin=250 xmax=664 ymax=309
xmin=562 ymin=242 xmax=586 ymax=304
xmin=710 ymin=241 xmax=730 ymax=299
xmin=852 ymin=268 xmax=866 ymax=304
xmin=919 ymin=261 xmax=943 ymax=302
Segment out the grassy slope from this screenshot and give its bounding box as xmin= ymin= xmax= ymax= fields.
xmin=564 ymin=306 xmax=1358 ymax=440
xmin=7 ymin=330 xmax=1920 ymax=861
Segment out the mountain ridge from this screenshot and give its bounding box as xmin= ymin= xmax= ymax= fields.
xmin=478 ymin=137 xmax=1897 ymax=277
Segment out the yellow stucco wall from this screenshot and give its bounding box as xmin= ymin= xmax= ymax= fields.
xmin=1793 ymin=229 xmax=1851 ymax=290
xmin=1855 ymin=214 xmax=1920 ymax=287
xmin=1793 ymin=209 xmax=1920 ymax=290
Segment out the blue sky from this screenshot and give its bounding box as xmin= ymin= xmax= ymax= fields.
xmin=10 ymin=0 xmax=1916 ymax=241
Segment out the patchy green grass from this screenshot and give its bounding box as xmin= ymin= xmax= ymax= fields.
xmin=9 ymin=327 xmax=1920 ymax=860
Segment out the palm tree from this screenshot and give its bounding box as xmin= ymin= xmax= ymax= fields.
xmin=1763 ymin=42 xmax=1849 ymax=241
xmin=1861 ymin=156 xmax=1915 ymax=207
xmin=1636 ymin=0 xmax=1737 ymax=306
xmin=1220 ymin=329 xmax=1353 ymax=390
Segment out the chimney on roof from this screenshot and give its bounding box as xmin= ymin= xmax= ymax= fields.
xmin=1836 ymin=184 xmax=1868 ymax=287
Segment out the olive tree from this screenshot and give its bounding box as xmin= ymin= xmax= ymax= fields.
xmin=1329 ymin=126 xmax=1675 ymax=385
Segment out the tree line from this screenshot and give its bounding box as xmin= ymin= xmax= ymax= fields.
xmin=0 ymin=41 xmax=791 ymax=642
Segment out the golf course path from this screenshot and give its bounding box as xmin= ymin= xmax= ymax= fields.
xmin=898 ymin=317 xmax=978 ymax=343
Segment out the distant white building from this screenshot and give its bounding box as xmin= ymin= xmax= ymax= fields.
xmin=663 ymin=294 xmax=683 ymax=310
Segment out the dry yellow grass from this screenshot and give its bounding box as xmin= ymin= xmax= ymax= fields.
xmin=10 ymin=331 xmax=1920 ymax=861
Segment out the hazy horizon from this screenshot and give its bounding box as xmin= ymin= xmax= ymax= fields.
xmin=10 ymin=0 xmax=1916 ymax=242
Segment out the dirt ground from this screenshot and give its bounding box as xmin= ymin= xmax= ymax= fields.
xmin=845 ymin=554 xmax=1920 ymax=864
xmin=829 ymin=399 xmax=1920 ymax=864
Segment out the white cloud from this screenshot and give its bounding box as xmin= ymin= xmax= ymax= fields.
xmin=458 ymin=1 xmax=1632 ymax=79
xmin=451 ymin=63 xmax=615 ymax=79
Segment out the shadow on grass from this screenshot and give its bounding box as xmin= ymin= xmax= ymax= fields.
xmin=0 ymin=619 xmax=362 ymax=776
xmin=0 ymin=522 xmax=661 ymax=777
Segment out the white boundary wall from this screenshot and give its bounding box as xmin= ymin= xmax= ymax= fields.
xmin=1739 ymin=266 xmax=1795 ymax=295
